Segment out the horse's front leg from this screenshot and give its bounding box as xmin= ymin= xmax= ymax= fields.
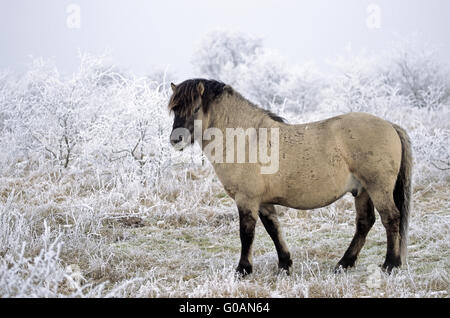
xmin=259 ymin=204 xmax=292 ymax=274
xmin=235 ymin=200 xmax=259 ymax=276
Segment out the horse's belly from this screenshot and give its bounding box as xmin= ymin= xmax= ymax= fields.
xmin=269 ymin=172 xmax=360 ymax=210
xmin=286 ymin=188 xmax=345 ymax=209
xmin=282 ymin=188 xmax=345 ymax=210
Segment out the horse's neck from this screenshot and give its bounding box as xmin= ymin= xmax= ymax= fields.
xmin=207 ymin=94 xmax=276 ymax=131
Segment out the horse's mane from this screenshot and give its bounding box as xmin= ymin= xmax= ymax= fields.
xmin=168 ymin=78 xmax=226 ymax=117
xmin=168 ymin=78 xmax=285 ymax=123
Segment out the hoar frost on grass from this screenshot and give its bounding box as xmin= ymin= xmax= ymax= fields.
xmin=0 ymin=34 xmax=449 ymax=297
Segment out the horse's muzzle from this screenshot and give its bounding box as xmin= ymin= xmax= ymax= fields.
xmin=170 ymin=128 xmax=191 ymax=151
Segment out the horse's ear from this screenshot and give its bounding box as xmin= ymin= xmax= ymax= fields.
xmin=170 ymin=83 xmax=177 ymax=92
xmin=197 ymin=82 xmax=205 ymax=96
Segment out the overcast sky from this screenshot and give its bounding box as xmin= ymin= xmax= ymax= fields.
xmin=1 ymin=0 xmax=449 ymax=79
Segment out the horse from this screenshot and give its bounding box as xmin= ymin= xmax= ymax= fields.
xmin=168 ymin=78 xmax=412 ymax=276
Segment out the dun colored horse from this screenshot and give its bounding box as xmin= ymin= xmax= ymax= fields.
xmin=168 ymin=79 xmax=412 ymax=275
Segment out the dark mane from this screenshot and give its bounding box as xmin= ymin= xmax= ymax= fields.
xmin=168 ymin=79 xmax=227 ymax=117
xmin=169 ymin=78 xmax=285 ymax=123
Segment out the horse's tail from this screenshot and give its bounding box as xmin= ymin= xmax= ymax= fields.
xmin=392 ymin=123 xmax=413 ymax=265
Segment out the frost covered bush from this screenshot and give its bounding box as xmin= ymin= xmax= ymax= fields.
xmin=0 ymin=53 xmax=182 ymax=185
xmin=82 ymin=76 xmax=173 ymax=187
xmin=2 ymin=55 xmax=117 ymax=170
xmin=193 ymin=30 xmax=322 ymax=114
xmin=192 ymin=30 xmax=263 ymax=79
xmin=382 ymin=40 xmax=450 ymax=109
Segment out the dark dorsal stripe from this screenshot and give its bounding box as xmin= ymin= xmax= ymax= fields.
xmin=261 ymin=109 xmax=285 ymax=123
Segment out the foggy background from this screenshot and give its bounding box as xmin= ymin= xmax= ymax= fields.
xmin=1 ymin=0 xmax=449 ymax=78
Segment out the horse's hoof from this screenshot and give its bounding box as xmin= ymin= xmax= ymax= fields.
xmin=334 ymin=265 xmax=347 ymax=274
xmin=278 ymin=258 xmax=293 ymax=275
xmin=382 ymin=256 xmax=401 ymax=274
xmin=236 ymin=263 xmax=253 ymax=277
xmin=334 ymin=258 xmax=356 ymax=273
xmin=382 ymin=262 xmax=400 ymax=274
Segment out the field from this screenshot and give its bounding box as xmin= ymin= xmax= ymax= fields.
xmin=0 ymin=33 xmax=449 ymax=297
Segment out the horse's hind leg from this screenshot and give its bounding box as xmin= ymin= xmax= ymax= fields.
xmin=335 ymin=190 xmax=375 ymax=272
xmin=367 ymin=189 xmax=402 ymax=273
xmin=259 ymin=204 xmax=292 ymax=273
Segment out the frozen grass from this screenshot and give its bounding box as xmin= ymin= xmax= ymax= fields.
xmin=0 ymin=134 xmax=448 ymax=297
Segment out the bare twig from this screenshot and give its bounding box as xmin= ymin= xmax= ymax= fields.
xmin=431 ymin=160 xmax=450 ymax=171
xmin=31 ymin=133 xmax=57 ymax=159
